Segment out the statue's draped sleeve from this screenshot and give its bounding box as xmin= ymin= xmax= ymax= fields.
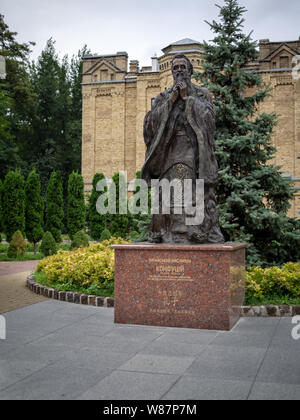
xmin=141 ymin=86 xmax=218 ymax=186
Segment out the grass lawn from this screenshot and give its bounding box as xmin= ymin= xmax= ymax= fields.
xmin=0 ymin=242 xmax=72 ymax=262
xmin=0 ymin=252 xmax=44 ymax=262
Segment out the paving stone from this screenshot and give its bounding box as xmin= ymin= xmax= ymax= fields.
xmin=256 ymin=348 xmax=300 ymax=385
xmin=186 ymin=345 xmax=266 ymax=381
xmin=0 ymin=361 xmax=111 ymax=400
xmin=77 ymin=371 xmax=180 ymax=400
xmin=162 ymin=376 xmax=252 ymax=400
xmin=248 ymin=381 xmax=300 ymax=400
xmin=119 ymin=354 xmax=195 ymax=375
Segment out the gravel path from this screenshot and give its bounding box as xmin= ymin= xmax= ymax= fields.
xmin=0 ymin=261 xmax=47 ymax=314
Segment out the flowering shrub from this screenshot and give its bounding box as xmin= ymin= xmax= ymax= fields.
xmin=37 ymin=238 xmax=129 ymax=289
xmin=246 ymin=263 xmax=300 ymax=300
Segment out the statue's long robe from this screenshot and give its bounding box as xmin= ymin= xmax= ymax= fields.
xmin=141 ymin=84 xmax=218 ymax=186
xmin=141 ymin=83 xmax=224 ymax=244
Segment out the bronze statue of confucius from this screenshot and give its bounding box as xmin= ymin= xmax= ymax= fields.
xmin=141 ymin=54 xmax=224 ymax=245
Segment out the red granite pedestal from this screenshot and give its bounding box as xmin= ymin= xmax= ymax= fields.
xmin=112 ymin=243 xmax=247 ymax=331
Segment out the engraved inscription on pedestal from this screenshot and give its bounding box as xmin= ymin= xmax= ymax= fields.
xmin=148 ymin=258 xmax=193 ymax=282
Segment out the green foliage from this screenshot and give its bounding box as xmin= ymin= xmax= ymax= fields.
xmin=194 ymin=0 xmax=300 ymax=266
xmin=0 ymin=15 xmax=90 ymax=192
xmin=100 ymin=228 xmax=111 ymax=241
xmin=246 ymin=263 xmax=300 ymax=302
xmin=109 ymin=172 xmax=129 ymax=238
xmin=0 ymin=179 xmax=3 ymax=233
xmin=25 ymin=169 xmax=44 ymax=252
xmin=7 ymin=230 xmax=25 ymax=259
xmin=129 ymin=215 xmax=152 ymax=242
xmin=0 ymin=14 xmax=36 ymax=179
xmin=34 ymin=271 xmax=114 ymax=298
xmin=2 ymin=170 xmax=25 ymax=242
xmin=71 ymin=230 xmax=89 ymax=250
xmin=37 ymin=237 xmax=129 ymax=289
xmin=40 ymin=231 xmax=57 ymax=257
xmin=67 ymin=171 xmax=86 ymax=239
xmin=27 ymin=41 xmax=90 ymax=192
xmin=87 ymin=173 xmax=107 ymax=240
xmin=46 ymin=171 xmax=64 ymax=243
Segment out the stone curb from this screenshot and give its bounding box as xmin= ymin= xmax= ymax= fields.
xmin=240 ymin=305 xmax=300 ymax=317
xmin=27 ymin=274 xmax=300 ymax=316
xmin=26 ymin=274 xmax=114 ymax=308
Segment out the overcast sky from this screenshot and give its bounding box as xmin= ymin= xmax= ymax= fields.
xmin=1 ymin=0 xmax=300 ymax=66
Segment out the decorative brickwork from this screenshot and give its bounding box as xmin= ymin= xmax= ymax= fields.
xmin=82 ymin=38 xmax=300 ymax=218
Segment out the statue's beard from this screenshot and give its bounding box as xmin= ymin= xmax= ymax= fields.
xmin=174 ymin=73 xmax=191 ymax=84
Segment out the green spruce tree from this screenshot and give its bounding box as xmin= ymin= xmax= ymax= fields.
xmin=25 ymin=169 xmax=44 ymax=253
xmin=46 ymin=171 xmax=64 ymax=242
xmin=87 ymin=173 xmax=107 ymax=240
xmin=194 ymin=0 xmax=300 ymax=266
xmin=67 ymin=171 xmax=86 ymax=239
xmin=2 ymin=170 xmax=25 ymax=242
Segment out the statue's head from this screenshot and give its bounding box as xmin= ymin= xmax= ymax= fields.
xmin=171 ymin=54 xmax=193 ymax=83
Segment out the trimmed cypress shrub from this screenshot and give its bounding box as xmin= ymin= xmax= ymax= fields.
xmin=67 ymin=172 xmax=86 ymax=239
xmin=46 ymin=171 xmax=64 ymax=243
xmin=0 ymin=179 xmax=3 ymax=233
xmin=40 ymin=231 xmax=57 ymax=257
xmin=7 ymin=230 xmax=26 ymax=259
xmin=25 ymin=170 xmax=44 ymax=253
xmin=2 ymin=170 xmax=25 ymax=243
xmin=71 ymin=230 xmax=89 ymax=250
xmin=109 ymin=172 xmax=129 ymax=238
xmin=87 ymin=173 xmax=107 ymax=240
xmin=100 ymin=228 xmax=111 ymax=241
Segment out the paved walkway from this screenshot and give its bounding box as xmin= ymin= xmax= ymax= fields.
xmin=0 ymin=300 xmax=299 ymax=400
xmin=0 ymin=261 xmax=46 ymax=314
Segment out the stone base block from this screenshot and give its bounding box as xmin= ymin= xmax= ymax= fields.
xmin=112 ymin=242 xmax=247 ymax=331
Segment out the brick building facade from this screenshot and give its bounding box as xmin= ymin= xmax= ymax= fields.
xmin=81 ymin=38 xmax=300 ymax=218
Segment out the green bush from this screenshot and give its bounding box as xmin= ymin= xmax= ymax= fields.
xmin=37 ymin=238 xmax=129 ymax=289
xmin=46 ymin=171 xmax=64 ymax=243
xmin=246 ymin=263 xmax=300 ymax=301
xmin=87 ymin=173 xmax=107 ymax=240
xmin=2 ymin=170 xmax=25 ymax=242
xmin=7 ymin=230 xmax=26 ymax=259
xmin=40 ymin=231 xmax=57 ymax=257
xmin=109 ymin=172 xmax=129 ymax=238
xmin=0 ymin=179 xmax=3 ymax=233
xmin=71 ymin=230 xmax=89 ymax=250
xmin=128 ymin=230 xmax=139 ymax=240
xmin=25 ymin=170 xmax=44 ymax=253
xmin=67 ymin=172 xmax=86 ymax=239
xmin=100 ymin=228 xmax=111 ymax=241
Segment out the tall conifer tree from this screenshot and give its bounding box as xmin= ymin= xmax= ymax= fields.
xmin=110 ymin=172 xmax=129 ymax=238
xmin=46 ymin=171 xmax=64 ymax=242
xmin=67 ymin=171 xmax=86 ymax=239
xmin=2 ymin=170 xmax=25 ymax=242
xmin=87 ymin=173 xmax=107 ymax=240
xmin=194 ymin=0 xmax=300 ymax=266
xmin=0 ymin=14 xmax=35 ymax=178
xmin=0 ymin=179 xmax=3 ymax=234
xmin=25 ymin=169 xmax=44 ymax=253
